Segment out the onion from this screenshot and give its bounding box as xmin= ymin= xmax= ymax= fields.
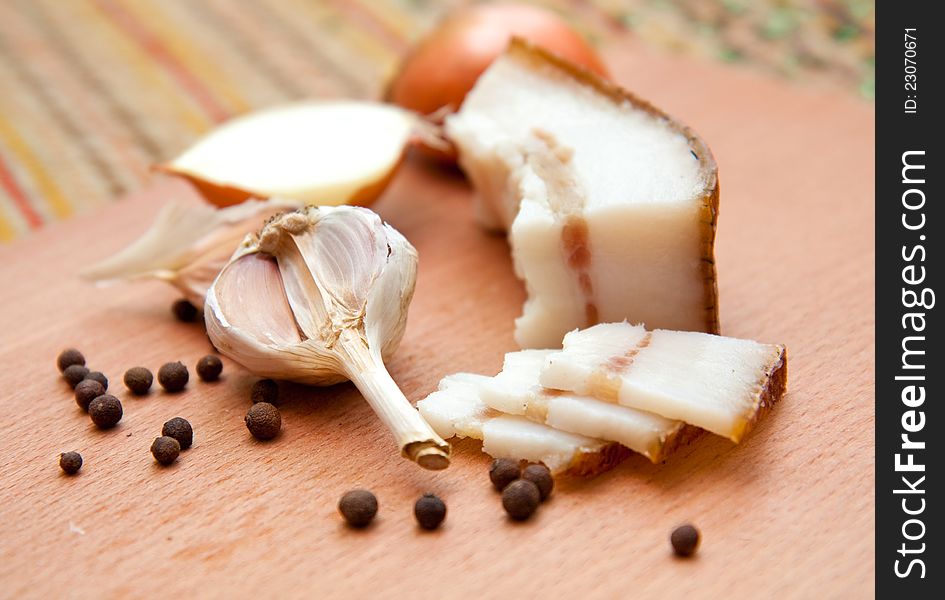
xmin=386 ymin=3 xmax=608 ymax=162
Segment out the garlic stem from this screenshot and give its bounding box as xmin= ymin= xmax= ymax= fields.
xmin=349 ymin=367 xmax=451 ymax=470
xmin=340 ymin=331 xmax=450 ymax=470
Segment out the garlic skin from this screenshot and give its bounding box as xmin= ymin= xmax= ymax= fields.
xmin=81 ymin=198 xmax=301 ymax=304
xmin=206 ymin=206 xmax=450 ymax=469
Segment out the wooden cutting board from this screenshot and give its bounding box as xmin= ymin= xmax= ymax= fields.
xmin=0 ymin=43 xmax=874 ymax=599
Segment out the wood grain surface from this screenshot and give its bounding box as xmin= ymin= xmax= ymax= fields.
xmin=0 ymin=43 xmax=875 ymax=599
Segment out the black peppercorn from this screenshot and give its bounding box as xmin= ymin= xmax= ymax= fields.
xmin=150 ymin=436 xmax=181 ymax=466
xmin=59 ymin=451 xmax=82 ymax=475
xmin=502 ymin=479 xmax=540 ymax=521
xmin=172 ymin=298 xmax=198 ymax=322
xmin=250 ymin=379 xmax=278 ymax=404
xmin=162 ymin=417 xmax=194 ymax=450
xmin=84 ymin=371 xmax=108 ymax=390
xmin=489 ymin=458 xmax=520 ymax=491
xmin=671 ymin=524 xmax=700 ymax=557
xmin=522 ymin=463 xmax=554 ymax=501
xmin=88 ymin=394 xmax=122 ymax=429
xmin=57 ymin=348 xmax=85 ymax=372
xmin=62 ymin=364 xmax=89 ymax=388
xmin=196 ymin=355 xmax=223 ymax=382
xmin=74 ymin=379 xmax=105 ymax=412
xmin=245 ymin=402 xmax=281 ymax=440
xmin=414 ymin=493 xmax=447 ymax=530
xmin=123 ymin=367 xmax=153 ymax=395
xmin=339 ymin=489 xmax=378 ymax=527
xmin=158 ymin=361 xmax=189 ymax=392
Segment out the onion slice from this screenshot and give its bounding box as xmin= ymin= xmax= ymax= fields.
xmin=158 ymin=101 xmax=418 ymax=207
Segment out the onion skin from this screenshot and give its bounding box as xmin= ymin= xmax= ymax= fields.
xmin=155 ymin=162 xmax=397 ymax=209
xmin=155 ymin=164 xmax=256 ymax=208
xmin=386 ymin=3 xmax=608 ymax=163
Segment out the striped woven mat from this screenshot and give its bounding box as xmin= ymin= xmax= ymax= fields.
xmin=0 ymin=0 xmax=873 ymax=242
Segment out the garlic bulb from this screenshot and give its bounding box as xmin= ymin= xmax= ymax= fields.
xmin=81 ymin=198 xmax=301 ymax=304
xmin=206 ymin=205 xmax=450 ymax=469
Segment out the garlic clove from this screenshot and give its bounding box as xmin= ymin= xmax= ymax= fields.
xmin=205 ymin=249 xmax=335 ymax=383
xmin=158 ymin=101 xmax=419 ymax=208
xmin=212 ymin=253 xmax=300 ymax=347
xmin=206 ymin=205 xmax=450 ymax=469
xmin=363 ymin=226 xmax=418 ymax=361
xmin=81 ymin=197 xmax=300 ymax=304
